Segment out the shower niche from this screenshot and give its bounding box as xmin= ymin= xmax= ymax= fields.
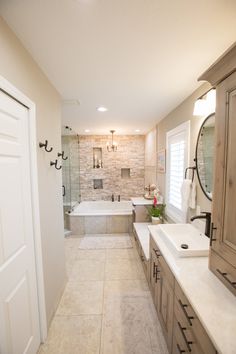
xmin=93 ymin=147 xmax=103 ymax=168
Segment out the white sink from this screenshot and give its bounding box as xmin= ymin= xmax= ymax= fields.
xmin=158 ymin=224 xmax=209 ymax=257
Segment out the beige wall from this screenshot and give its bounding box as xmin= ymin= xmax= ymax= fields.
xmin=144 ymin=127 xmax=157 ymax=186
xmin=155 ymin=83 xmax=212 ymax=215
xmin=0 ymin=17 xmax=66 ymax=326
xmin=79 ymin=135 xmax=145 ymax=201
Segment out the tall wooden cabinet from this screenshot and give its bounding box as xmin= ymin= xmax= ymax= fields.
xmin=199 ymin=43 xmax=236 ymax=296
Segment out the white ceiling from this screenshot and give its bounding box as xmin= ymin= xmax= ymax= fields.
xmin=1 ymin=0 xmax=236 ymax=135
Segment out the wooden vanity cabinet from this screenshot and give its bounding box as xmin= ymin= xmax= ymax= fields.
xmin=149 ymin=237 xmax=161 ymax=309
xmin=173 ymin=282 xmax=216 ymax=354
xmin=149 ymin=236 xmax=217 ymax=354
xmin=158 ymin=256 xmax=174 ymax=352
xmin=149 ymin=237 xmax=174 ymax=352
xmin=199 ymin=44 xmax=236 ymax=296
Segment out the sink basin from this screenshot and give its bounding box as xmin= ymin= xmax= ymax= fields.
xmin=158 ymin=224 xmax=209 ymax=257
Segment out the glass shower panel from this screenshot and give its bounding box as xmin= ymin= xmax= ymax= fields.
xmin=61 ymin=126 xmax=80 ymax=230
xmin=61 ymin=133 xmax=71 ymax=209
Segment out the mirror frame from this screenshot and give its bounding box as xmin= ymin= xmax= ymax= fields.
xmin=195 ymin=113 xmax=215 ymax=201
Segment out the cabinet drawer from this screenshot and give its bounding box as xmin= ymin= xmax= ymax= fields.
xmin=210 ymin=249 xmax=236 ymax=296
xmin=172 ymin=317 xmax=190 ymax=354
xmin=174 ymin=281 xmax=216 ymax=354
xmin=159 ymin=254 xmax=175 ymax=289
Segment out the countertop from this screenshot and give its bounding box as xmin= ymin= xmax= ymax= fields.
xmin=131 ymin=197 xmax=154 ymax=206
xmin=148 ymin=225 xmax=236 ymax=354
xmin=133 ymin=222 xmax=151 ymax=260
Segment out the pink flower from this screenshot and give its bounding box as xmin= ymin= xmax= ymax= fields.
xmin=153 ymin=196 xmax=157 ymax=207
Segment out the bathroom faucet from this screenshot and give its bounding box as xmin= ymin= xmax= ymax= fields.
xmin=190 ymin=212 xmax=211 ymax=238
xmin=118 ymin=195 xmax=120 ymax=202
xmin=111 ymin=194 xmax=114 ymax=202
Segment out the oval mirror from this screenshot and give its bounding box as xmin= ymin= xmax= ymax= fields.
xmin=195 ymin=113 xmax=215 ymax=201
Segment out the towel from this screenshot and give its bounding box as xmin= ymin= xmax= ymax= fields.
xmin=181 ymin=179 xmax=197 ymax=221
xmin=189 ymin=181 xmax=196 ymax=209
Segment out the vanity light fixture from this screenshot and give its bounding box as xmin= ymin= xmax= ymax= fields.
xmin=107 ymin=130 xmax=118 ymax=152
xmin=97 ymin=106 xmax=108 ymax=112
xmin=193 ymin=88 xmax=216 ymax=116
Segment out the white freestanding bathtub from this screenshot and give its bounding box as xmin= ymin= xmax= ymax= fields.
xmin=67 ymin=201 xmax=133 ymax=235
xmin=70 ymin=201 xmax=133 ymax=216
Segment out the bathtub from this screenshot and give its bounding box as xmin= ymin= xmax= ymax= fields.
xmin=70 ymin=201 xmax=133 ymax=216
xmin=66 ymin=201 xmax=134 ymax=235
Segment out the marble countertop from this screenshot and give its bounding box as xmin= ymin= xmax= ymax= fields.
xmin=148 ymin=225 xmax=236 ymax=354
xmin=131 ymin=197 xmax=154 ymax=206
xmin=133 ymin=223 xmax=151 ymax=260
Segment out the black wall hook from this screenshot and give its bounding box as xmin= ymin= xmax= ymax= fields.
xmin=39 ymin=140 xmax=53 ymax=152
xmin=57 ymin=151 xmax=68 ymax=160
xmin=50 ymin=159 xmax=62 ymax=170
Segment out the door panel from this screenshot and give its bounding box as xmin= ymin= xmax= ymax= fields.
xmin=0 ymin=90 xmax=40 ymax=354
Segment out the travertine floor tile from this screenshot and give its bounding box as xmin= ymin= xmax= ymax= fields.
xmin=106 ymin=248 xmax=139 ymax=260
xmin=104 ymin=279 xmax=149 ymax=298
xmin=69 ymin=259 xmax=105 ymax=281
xmin=105 ymin=258 xmax=145 ymax=280
xmin=56 ymin=281 xmax=103 ymax=315
xmin=39 ymin=315 xmax=101 ymax=354
xmin=79 ymin=236 xmax=132 ymax=249
xmin=76 ymin=249 xmax=106 ymax=261
xmin=101 ymin=293 xmax=168 ymax=354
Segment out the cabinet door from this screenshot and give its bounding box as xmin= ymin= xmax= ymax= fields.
xmin=211 ymin=71 xmax=236 ymax=269
xmin=159 ymin=270 xmax=174 ymax=352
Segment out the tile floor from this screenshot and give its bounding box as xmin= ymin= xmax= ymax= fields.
xmin=38 ymin=234 xmax=168 ymax=354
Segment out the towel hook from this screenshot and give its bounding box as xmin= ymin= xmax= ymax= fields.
xmin=39 ymin=140 xmax=53 ymax=152
xmin=50 ymin=159 xmax=62 ymax=170
xmin=57 ymin=151 xmax=68 ymax=160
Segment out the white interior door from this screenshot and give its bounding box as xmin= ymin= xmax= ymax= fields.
xmin=0 ymin=89 xmax=41 ymax=354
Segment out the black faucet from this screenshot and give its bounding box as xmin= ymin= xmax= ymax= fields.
xmin=118 ymin=195 xmax=120 ymax=202
xmin=111 ymin=194 xmax=114 ymax=202
xmin=190 ymin=212 xmax=211 ymax=238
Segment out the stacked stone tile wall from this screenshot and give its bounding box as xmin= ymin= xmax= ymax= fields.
xmin=79 ymin=135 xmax=145 ymax=201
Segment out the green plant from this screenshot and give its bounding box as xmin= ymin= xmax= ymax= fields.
xmin=148 ymin=204 xmax=166 ymax=219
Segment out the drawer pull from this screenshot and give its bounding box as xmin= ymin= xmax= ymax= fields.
xmin=177 ymin=322 xmax=192 ymax=352
xmin=216 ymin=269 xmax=236 ymax=288
xmin=176 ymin=343 xmax=186 ymax=353
xmin=153 ymin=262 xmax=157 ymax=277
xmin=178 ymin=299 xmax=194 ymax=326
xmin=210 ymin=223 xmax=217 ymax=246
xmin=153 ymin=263 xmax=160 ymax=282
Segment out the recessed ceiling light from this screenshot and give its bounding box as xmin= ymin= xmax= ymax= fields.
xmin=135 ymin=129 xmax=140 ymax=132
xmin=85 ymin=129 xmax=90 ymax=133
xmin=97 ymin=106 xmax=108 ymax=112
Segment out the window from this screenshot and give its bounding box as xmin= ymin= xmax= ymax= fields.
xmin=166 ymin=121 xmax=190 ymax=222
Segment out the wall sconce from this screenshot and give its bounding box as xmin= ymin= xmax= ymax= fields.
xmin=107 ymin=130 xmax=118 ymax=152
xmin=193 ymin=88 xmax=216 ymax=116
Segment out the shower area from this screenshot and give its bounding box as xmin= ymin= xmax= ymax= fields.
xmin=61 ymin=126 xmax=80 ymax=236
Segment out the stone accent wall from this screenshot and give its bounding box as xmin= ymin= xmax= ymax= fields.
xmin=79 ymin=135 xmax=145 ymax=201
